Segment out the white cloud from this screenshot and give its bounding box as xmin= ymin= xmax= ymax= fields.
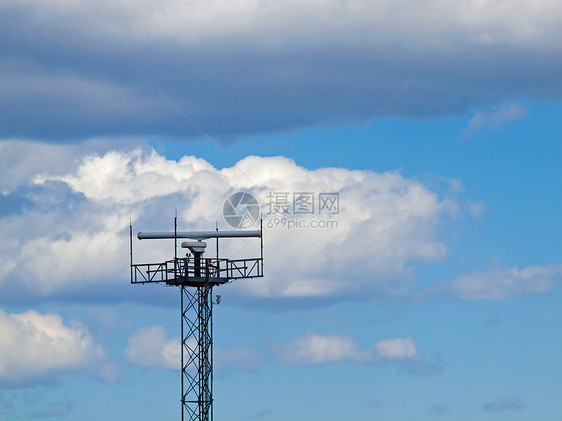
xmin=445 ymin=264 xmax=562 ymax=300
xmin=124 ymin=325 xmax=261 ymax=371
xmin=0 ymin=141 xmax=75 ymax=194
xmin=7 ymin=0 xmax=562 ymax=49
xmin=0 ymin=144 xmax=457 ymax=302
xmin=0 ymin=138 xmax=146 ymax=194
xmin=0 ymin=310 xmax=112 ymax=386
xmin=45 ymin=149 xmax=217 ymax=205
xmin=462 ymin=102 xmax=528 ymax=138
xmin=125 ymin=329 xmax=424 ymax=372
xmin=374 ymin=337 xmax=417 ymax=359
xmin=278 ymin=333 xmax=417 ymax=366
xmin=278 ymin=334 xmax=370 ymax=365
xmin=124 ymin=326 xmax=180 ymax=370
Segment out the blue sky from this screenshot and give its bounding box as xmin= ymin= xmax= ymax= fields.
xmin=1 ymin=1 xmax=561 ymax=420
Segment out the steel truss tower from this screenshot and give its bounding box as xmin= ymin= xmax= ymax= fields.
xmin=129 ymin=221 xmax=263 ymax=420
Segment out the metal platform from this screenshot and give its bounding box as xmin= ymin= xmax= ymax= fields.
xmin=131 ymin=257 xmax=263 ymax=286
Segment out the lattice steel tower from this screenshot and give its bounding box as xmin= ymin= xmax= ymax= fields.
xmin=129 ymin=220 xmax=263 ymax=420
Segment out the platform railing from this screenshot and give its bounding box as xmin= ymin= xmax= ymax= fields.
xmin=131 ymin=257 xmax=263 ymax=284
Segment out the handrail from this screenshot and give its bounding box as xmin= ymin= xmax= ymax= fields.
xmin=131 ymin=257 xmax=263 ymax=284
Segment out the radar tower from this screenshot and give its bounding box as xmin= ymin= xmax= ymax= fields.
xmin=129 ymin=219 xmax=263 ymax=420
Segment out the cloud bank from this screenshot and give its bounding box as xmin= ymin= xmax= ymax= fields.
xmin=0 ymin=310 xmax=113 ymax=387
xmin=2 ymin=141 xmax=559 ymax=306
xmin=124 ymin=328 xmax=437 ymax=375
xmin=0 ymin=142 xmax=457 ymax=304
xmin=2 ymin=0 xmax=562 ymax=139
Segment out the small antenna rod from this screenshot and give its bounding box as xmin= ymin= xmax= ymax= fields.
xmin=129 ymin=222 xmax=133 ymax=283
xmin=174 ymin=214 xmax=178 ymax=260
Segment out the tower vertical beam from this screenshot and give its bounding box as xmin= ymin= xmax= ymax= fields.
xmin=199 ymin=284 xmax=212 ymax=419
xmin=182 ymin=284 xmax=213 ymax=421
xmin=181 ymin=285 xmax=184 ymax=421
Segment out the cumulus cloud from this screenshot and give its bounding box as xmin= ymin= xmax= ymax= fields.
xmin=1 ymin=1 xmax=561 ymax=139
xmin=0 ymin=138 xmax=141 ymax=194
xmin=278 ymin=334 xmax=371 ymax=365
xmin=462 ymin=103 xmax=528 ymax=139
xmin=124 ymin=326 xmax=180 ymax=370
xmin=277 ymin=333 xmax=444 ymax=376
xmin=124 ymin=325 xmax=262 ymax=371
xmin=482 ymin=396 xmax=524 ymax=411
xmin=0 ymin=310 xmax=113 ymax=387
xmin=440 ymin=264 xmax=562 ymax=300
xmin=0 ymin=144 xmax=457 ymax=303
xmin=277 ymin=333 xmax=424 ymax=368
xmin=374 ymin=337 xmax=418 ymax=359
